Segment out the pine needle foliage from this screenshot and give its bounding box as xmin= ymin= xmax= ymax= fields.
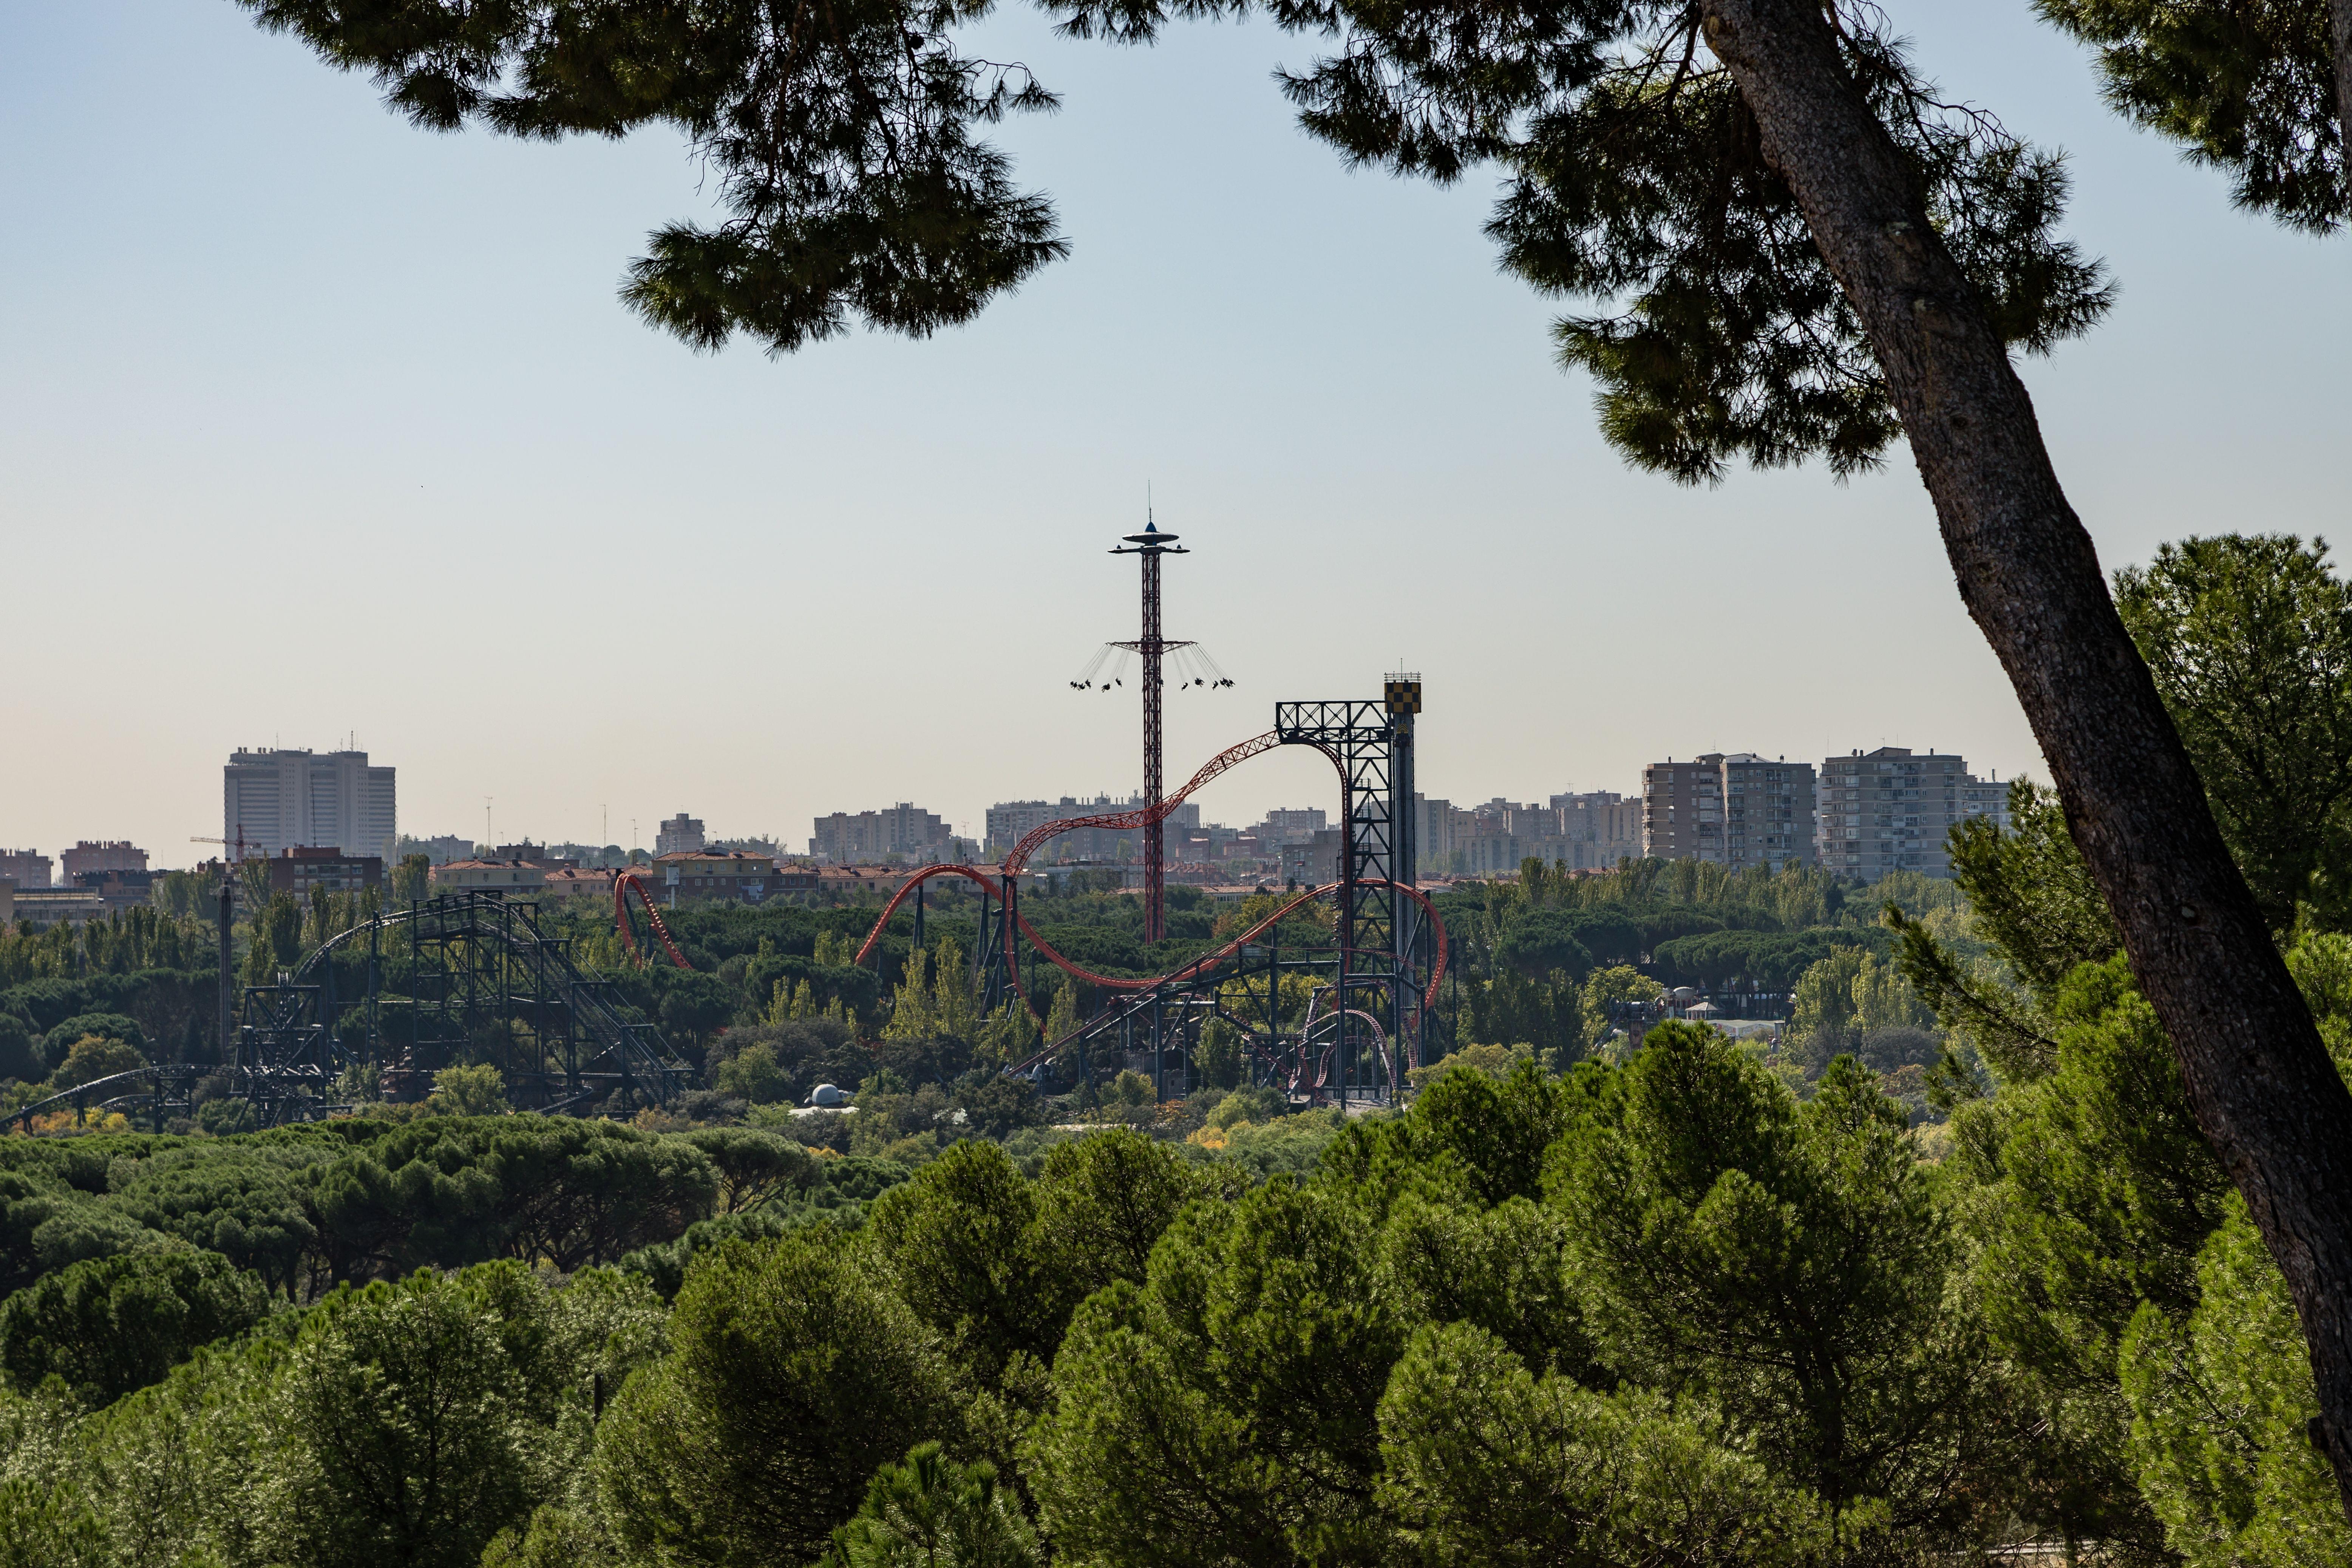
xmin=2035 ymin=0 xmax=2346 ymax=234
xmin=2114 ymin=535 xmax=2352 ymax=935
xmin=235 ymin=0 xmax=2109 ymax=480
xmin=237 ymin=0 xmax=1069 ymax=354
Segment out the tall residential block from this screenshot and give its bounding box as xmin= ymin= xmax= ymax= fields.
xmin=0 ymin=849 xmax=53 ymax=890
xmin=1642 ymin=754 xmax=1817 ymax=870
xmin=1816 ymin=746 xmax=2010 ymax=880
xmin=1259 ymin=808 xmax=1328 ymax=846
xmin=1552 ymin=790 xmax=1644 ymax=870
xmin=982 ymin=796 xmax=1201 ymax=860
xmin=224 ymin=748 xmax=397 ymax=861
xmin=655 ymin=814 xmax=707 ymax=855
xmin=1409 ymin=796 xmax=1456 ymax=871
xmin=60 ymin=841 xmax=148 ymax=879
xmin=812 ymin=802 xmax=956 ymax=864
xmin=1453 ymin=799 xmax=1567 ymax=876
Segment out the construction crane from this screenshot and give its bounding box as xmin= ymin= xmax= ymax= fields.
xmin=189 ymin=825 xmax=266 ymax=862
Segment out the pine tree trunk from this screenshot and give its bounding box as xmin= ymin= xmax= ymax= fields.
xmin=2335 ymin=2 xmax=2352 ymax=212
xmin=1699 ymin=0 xmax=2352 ymax=1518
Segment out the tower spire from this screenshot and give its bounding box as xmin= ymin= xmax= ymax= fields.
xmin=1110 ymin=507 xmax=1190 ymax=942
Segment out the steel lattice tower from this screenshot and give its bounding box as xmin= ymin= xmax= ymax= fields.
xmin=1111 ymin=514 xmax=1189 ymax=943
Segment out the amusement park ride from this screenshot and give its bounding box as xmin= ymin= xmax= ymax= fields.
xmin=11 ymin=514 xmax=1445 ymax=1132
xmin=841 ymin=512 xmax=1447 ymax=1105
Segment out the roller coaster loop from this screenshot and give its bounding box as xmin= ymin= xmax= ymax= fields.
xmin=998 ymin=729 xmax=1293 ymax=877
xmin=855 ymin=868 xmax=1447 ymax=1025
xmin=614 ymin=872 xmax=693 ymax=970
xmin=845 ymin=721 xmax=1446 ymax=1087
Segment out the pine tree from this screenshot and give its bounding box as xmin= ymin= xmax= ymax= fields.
xmin=2035 ymin=2 xmax=2348 ymax=236
xmin=237 ymin=0 xmax=2352 ymax=1492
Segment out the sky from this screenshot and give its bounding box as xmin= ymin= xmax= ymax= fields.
xmin=1 ymin=3 xmax=2343 ymax=865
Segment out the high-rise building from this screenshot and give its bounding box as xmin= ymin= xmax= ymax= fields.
xmin=1720 ymin=755 xmax=1817 ymax=870
xmin=0 ymin=849 xmax=53 ymax=890
xmin=223 ymin=748 xmax=396 ymax=861
xmin=1960 ymin=772 xmax=2015 ymax=835
xmin=1815 ymin=747 xmax=2008 ymax=880
xmin=1641 ymin=760 xmax=1716 ymax=863
xmin=1409 ymin=796 xmax=1456 ymax=871
xmin=1642 ymin=755 xmax=1818 ymax=870
xmin=655 ymin=814 xmax=707 ymax=856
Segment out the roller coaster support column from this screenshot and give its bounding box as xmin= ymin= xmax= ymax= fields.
xmin=1387 ymin=675 xmax=1423 ymax=1079
xmin=1278 ymin=698 xmax=1409 ymax=1104
xmin=1110 ymin=514 xmax=1190 ymax=945
xmin=1012 ymin=877 xmax=1027 ymax=1013
xmin=975 ymin=889 xmax=997 ymax=1013
xmin=217 ymin=869 xmax=234 ymax=1073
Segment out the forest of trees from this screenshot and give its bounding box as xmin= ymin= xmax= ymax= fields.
xmin=3 ymin=532 xmax=2352 ymax=1562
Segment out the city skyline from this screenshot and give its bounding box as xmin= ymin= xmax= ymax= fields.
xmin=2 ymin=721 xmax=2039 ymax=879
xmin=6 ymin=4 xmax=2333 ymax=869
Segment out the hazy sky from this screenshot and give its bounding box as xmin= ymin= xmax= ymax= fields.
xmin=2 ymin=3 xmax=2343 ymax=865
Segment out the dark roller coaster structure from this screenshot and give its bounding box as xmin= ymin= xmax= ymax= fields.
xmin=855 ymin=676 xmax=1445 ymax=1106
xmin=9 ymin=891 xmax=691 ymax=1133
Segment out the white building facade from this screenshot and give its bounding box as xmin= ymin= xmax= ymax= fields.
xmin=223 ymin=748 xmax=396 ymax=861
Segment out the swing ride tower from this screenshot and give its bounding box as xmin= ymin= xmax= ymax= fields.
xmin=1110 ymin=516 xmax=1189 ymax=942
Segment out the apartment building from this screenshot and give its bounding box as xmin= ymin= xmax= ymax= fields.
xmin=223 ymin=747 xmax=396 ymax=860
xmin=60 ymin=841 xmax=148 ymax=879
xmin=1641 ymin=760 xmax=1717 ymax=862
xmin=1281 ymin=827 xmax=1346 ymax=886
xmin=398 ymin=834 xmax=476 ymax=866
xmin=1816 ymin=747 xmax=2009 ymax=880
xmin=1409 ymin=796 xmax=1456 ymax=871
xmin=267 ymin=846 xmax=385 ymax=895
xmin=1960 ymin=773 xmax=2015 ymax=834
xmin=1552 ymin=791 xmax=1643 ymax=871
xmin=1258 ymin=809 xmax=1327 ymax=847
xmin=1451 ymin=799 xmax=1564 ymax=876
xmin=1643 ymin=755 xmax=1818 ymax=870
xmin=655 ymin=814 xmax=707 ymax=855
xmin=0 ymin=850 xmax=52 ymax=891
xmin=981 ymin=796 xmax=1201 ymax=860
xmin=432 ymin=859 xmax=550 ymax=894
xmin=812 ymin=802 xmax=958 ymax=864
xmin=9 ymin=888 xmax=107 ymax=928
xmin=643 ymin=850 xmax=782 ymax=904
xmin=1721 ymin=755 xmax=1817 ymax=869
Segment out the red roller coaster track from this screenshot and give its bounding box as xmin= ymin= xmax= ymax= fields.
xmin=849 ymin=726 xmax=1448 ymax=1042
xmin=614 ymin=872 xmax=693 ymax=970
xmin=1001 ymin=729 xmax=1292 ymax=877
xmin=860 ymin=866 xmax=1448 ymax=1019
